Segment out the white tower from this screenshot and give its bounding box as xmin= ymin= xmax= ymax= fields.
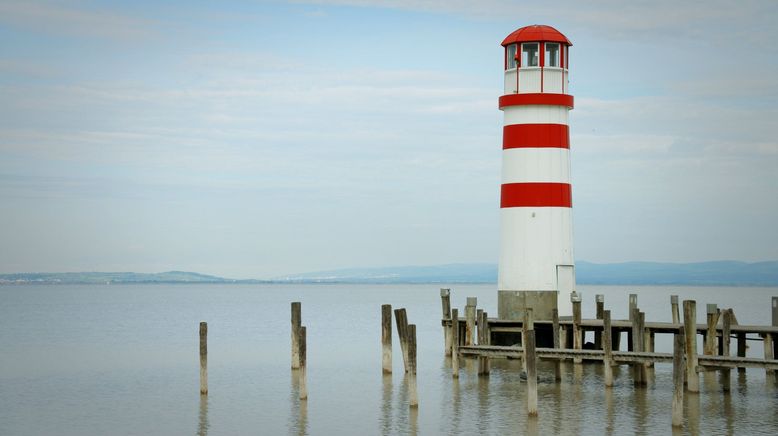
xmin=497 ymin=25 xmax=575 ymax=320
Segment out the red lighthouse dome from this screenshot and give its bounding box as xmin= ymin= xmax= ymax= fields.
xmin=501 ymin=24 xmax=572 ymax=46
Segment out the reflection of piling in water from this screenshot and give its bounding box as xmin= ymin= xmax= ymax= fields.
xmin=197 ymin=393 xmax=209 ymax=436
xmin=199 ymin=322 xmax=208 ymax=395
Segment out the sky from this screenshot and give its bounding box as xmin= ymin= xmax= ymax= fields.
xmin=1 ymin=0 xmax=777 ymax=278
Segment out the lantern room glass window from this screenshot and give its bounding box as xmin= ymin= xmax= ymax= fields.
xmin=522 ymin=43 xmax=539 ymax=67
xmin=506 ymin=44 xmax=517 ymax=69
xmin=545 ymin=43 xmax=560 ymax=67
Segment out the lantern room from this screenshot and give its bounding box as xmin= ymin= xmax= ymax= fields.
xmin=502 ymin=25 xmax=571 ymax=95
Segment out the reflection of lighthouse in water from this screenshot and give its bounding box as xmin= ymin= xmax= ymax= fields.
xmin=497 ymin=25 xmax=576 ymax=321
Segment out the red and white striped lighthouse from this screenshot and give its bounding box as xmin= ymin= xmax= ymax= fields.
xmin=497 ymin=25 xmax=576 ymax=320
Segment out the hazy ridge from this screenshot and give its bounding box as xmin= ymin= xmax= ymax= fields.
xmin=3 ymin=261 xmax=777 ymax=285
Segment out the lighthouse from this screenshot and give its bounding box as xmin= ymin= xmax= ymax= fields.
xmin=497 ymin=25 xmax=575 ymax=322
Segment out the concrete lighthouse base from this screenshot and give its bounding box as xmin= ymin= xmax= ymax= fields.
xmin=498 ymin=290 xmax=558 ymax=322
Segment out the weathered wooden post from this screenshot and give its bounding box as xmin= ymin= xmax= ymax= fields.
xmin=451 ymin=308 xmax=460 ymax=378
xmin=683 ymin=300 xmax=700 ymax=392
xmin=408 ymin=324 xmax=418 ymax=408
xmin=441 ymin=289 xmax=452 ymax=356
xmin=199 ymin=322 xmax=208 ymax=395
xmin=478 ymin=310 xmax=490 ymax=375
xmin=773 ymin=297 xmax=778 ymax=360
xmin=721 ymin=309 xmax=732 ymax=390
xmin=291 ymin=302 xmax=302 ymax=369
xmin=764 ymin=333 xmax=775 ymax=380
xmin=465 ymin=297 xmax=477 ymax=346
xmin=299 ymin=326 xmax=307 ymax=400
xmin=572 ymin=291 xmax=582 ymax=363
xmin=672 ymin=326 xmax=685 ymax=428
xmin=632 ymin=309 xmax=646 ymax=385
xmin=671 ymin=295 xmax=680 ymax=324
xmin=382 ymin=304 xmax=392 ymax=374
xmin=595 ymin=294 xmax=604 ymax=350
xmin=704 ymin=304 xmax=719 ymax=356
xmin=394 ymin=308 xmax=410 ymax=373
xmin=638 ymin=311 xmax=649 ymax=383
xmin=552 ymin=308 xmax=561 ymax=381
xmin=603 ymin=310 xmax=614 ymax=387
xmin=628 ymin=294 xmax=637 ymax=351
xmin=525 ymin=309 xmax=537 ymax=416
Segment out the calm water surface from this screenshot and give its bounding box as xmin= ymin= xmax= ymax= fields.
xmin=1 ymin=284 xmax=777 ymax=435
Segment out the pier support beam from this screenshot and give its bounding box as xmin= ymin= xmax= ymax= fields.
xmin=671 ymin=295 xmax=680 ymax=324
xmin=441 ymin=289 xmax=452 ymax=356
xmin=595 ymin=294 xmax=604 ymax=350
xmin=572 ymin=292 xmax=582 ymax=364
xmin=672 ymin=326 xmax=685 ymax=428
xmin=704 ymin=304 xmax=719 ymax=356
xmin=603 ymin=310 xmax=613 ymax=388
xmin=683 ymin=300 xmax=700 ymax=392
xmin=525 ymin=312 xmax=538 ymax=417
xmin=552 ymin=308 xmax=561 ymax=381
xmin=451 ymin=308 xmax=459 ymax=378
xmin=465 ymin=297 xmax=477 ymax=347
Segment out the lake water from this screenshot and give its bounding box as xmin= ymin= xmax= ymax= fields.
xmin=1 ymin=284 xmax=777 ymax=435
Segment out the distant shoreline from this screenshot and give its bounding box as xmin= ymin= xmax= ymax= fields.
xmin=2 ymin=260 xmax=777 ymax=286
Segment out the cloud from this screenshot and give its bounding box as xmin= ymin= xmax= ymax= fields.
xmin=0 ymin=0 xmax=155 ymax=40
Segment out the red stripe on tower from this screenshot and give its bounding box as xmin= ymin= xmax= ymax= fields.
xmin=500 ymin=182 xmax=572 ymax=208
xmin=503 ymin=124 xmax=569 ymax=149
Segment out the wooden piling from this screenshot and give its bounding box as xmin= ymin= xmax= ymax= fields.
xmin=199 ymin=322 xmax=208 ymax=395
xmin=408 ymin=324 xmax=418 ymax=408
xmin=572 ymin=292 xmax=582 ymax=363
xmin=451 ymin=308 xmax=460 ymax=378
xmin=628 ymin=294 xmax=637 ymax=351
xmin=526 ymin=327 xmax=538 ymax=416
xmin=478 ymin=310 xmax=490 ymax=375
xmin=683 ymin=300 xmax=699 ymax=392
xmin=291 ymin=302 xmax=301 ymax=369
xmin=704 ymin=304 xmax=719 ymax=356
xmin=764 ymin=333 xmax=775 ymax=379
xmin=632 ymin=310 xmax=646 ymax=385
xmin=603 ymin=310 xmax=613 ymax=388
xmin=441 ymin=289 xmax=452 ymax=356
xmin=394 ymin=308 xmax=410 ymax=373
xmin=672 ymin=326 xmax=685 ymax=428
xmin=671 ymin=295 xmax=680 ymax=324
xmin=552 ymin=308 xmax=561 ymax=380
xmin=773 ymin=297 xmax=778 ymax=359
xmin=299 ymin=326 xmax=307 ymax=400
xmin=382 ymin=304 xmax=392 ymax=374
xmin=721 ymin=309 xmax=732 ymax=390
xmin=595 ymin=294 xmax=604 ymax=350
xmin=465 ymin=297 xmax=477 ymax=346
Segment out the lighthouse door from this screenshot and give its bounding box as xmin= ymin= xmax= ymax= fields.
xmin=556 ymin=265 xmax=576 ymax=295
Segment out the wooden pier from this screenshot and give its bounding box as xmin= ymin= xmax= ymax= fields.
xmin=441 ymin=292 xmax=778 ymax=426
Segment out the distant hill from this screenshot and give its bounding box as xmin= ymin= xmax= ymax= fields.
xmin=275 ymin=261 xmax=778 ymax=286
xmin=2 ymin=261 xmax=777 ymax=285
xmin=0 ymin=271 xmax=242 ymax=284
